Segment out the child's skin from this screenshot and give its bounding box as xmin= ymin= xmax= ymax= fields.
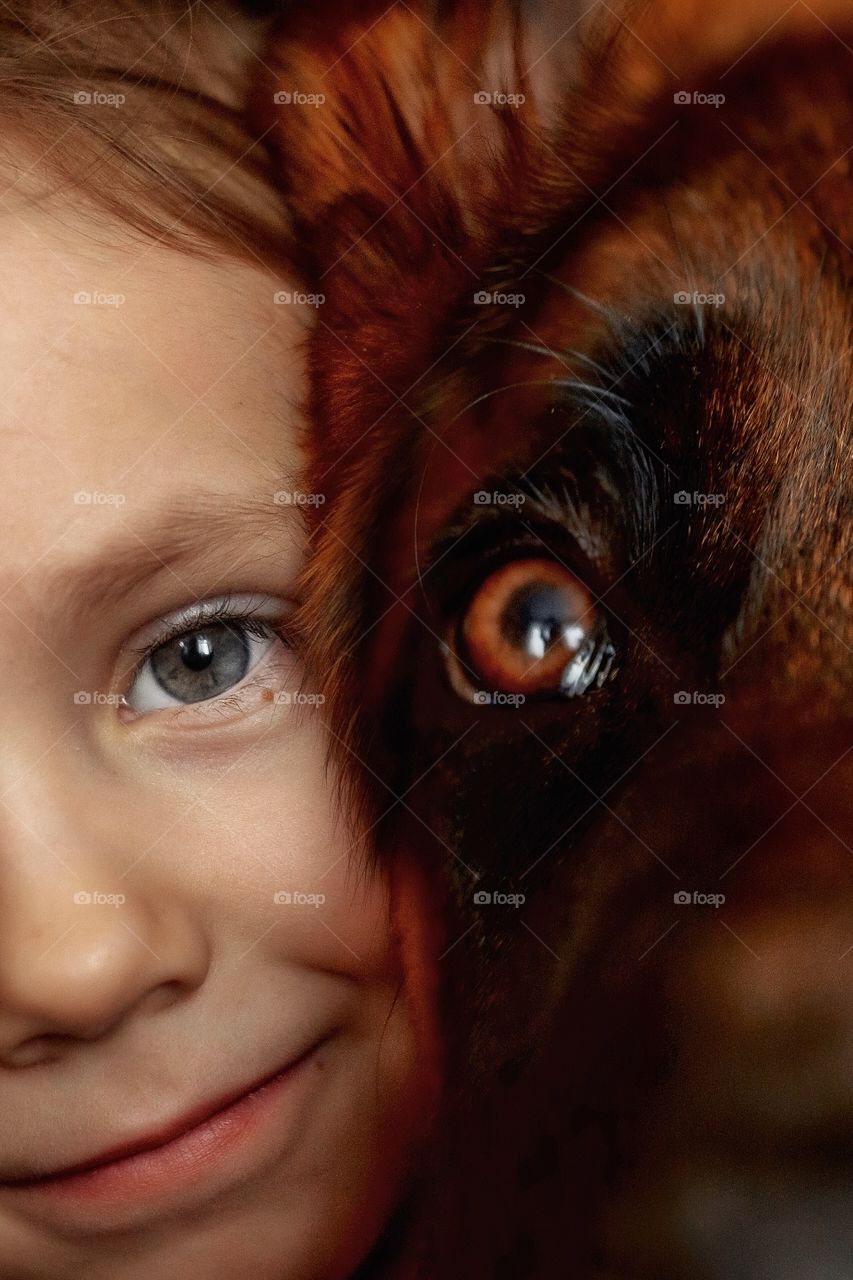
xmin=0 ymin=193 xmax=429 ymax=1279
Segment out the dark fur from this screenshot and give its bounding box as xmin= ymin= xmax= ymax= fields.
xmin=263 ymin=4 xmax=852 ymax=1275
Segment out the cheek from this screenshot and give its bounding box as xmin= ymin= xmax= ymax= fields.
xmin=144 ymin=715 xmax=403 ymax=979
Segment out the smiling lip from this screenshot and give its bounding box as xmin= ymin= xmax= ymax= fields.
xmin=0 ymin=1036 xmax=330 ymax=1218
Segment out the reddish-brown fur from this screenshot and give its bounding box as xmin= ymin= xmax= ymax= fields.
xmin=261 ymin=4 xmax=852 ymax=1276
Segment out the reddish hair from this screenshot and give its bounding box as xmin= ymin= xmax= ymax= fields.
xmin=0 ymin=1 xmax=295 ymax=271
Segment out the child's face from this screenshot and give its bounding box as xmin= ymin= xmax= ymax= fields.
xmin=0 ymin=207 xmax=428 ymax=1279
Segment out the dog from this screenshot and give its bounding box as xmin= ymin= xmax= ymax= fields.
xmin=264 ymin=2 xmax=853 ymax=1275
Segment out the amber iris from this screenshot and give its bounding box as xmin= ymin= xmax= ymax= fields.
xmin=460 ymin=558 xmax=598 ymax=695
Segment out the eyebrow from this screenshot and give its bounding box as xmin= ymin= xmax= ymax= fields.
xmin=37 ymin=489 xmax=304 ymax=623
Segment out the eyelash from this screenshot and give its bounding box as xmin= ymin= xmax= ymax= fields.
xmin=127 ymin=595 xmax=293 ymax=673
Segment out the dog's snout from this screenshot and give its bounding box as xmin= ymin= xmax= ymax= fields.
xmin=640 ymin=698 xmax=853 ymax=1135
xmin=673 ymin=896 xmax=853 ymax=1138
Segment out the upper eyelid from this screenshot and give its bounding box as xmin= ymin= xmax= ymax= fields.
xmin=126 ymin=593 xmax=286 ymax=657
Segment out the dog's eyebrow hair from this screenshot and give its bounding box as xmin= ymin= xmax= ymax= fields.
xmin=427 ymin=316 xmax=710 ymax=568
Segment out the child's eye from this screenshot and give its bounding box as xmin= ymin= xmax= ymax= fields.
xmin=123 ymin=595 xmax=290 ymax=715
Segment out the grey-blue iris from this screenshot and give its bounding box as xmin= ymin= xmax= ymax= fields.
xmin=150 ymin=623 xmax=250 ymax=703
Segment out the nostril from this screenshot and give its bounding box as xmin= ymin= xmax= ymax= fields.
xmin=136 ymin=978 xmax=189 ymax=1017
xmin=8 ymin=1031 xmax=80 ymax=1068
xmin=3 ymin=979 xmax=192 ymax=1067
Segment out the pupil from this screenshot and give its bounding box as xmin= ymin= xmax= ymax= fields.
xmin=179 ymin=633 xmax=214 ymax=671
xmin=502 ymin=583 xmax=583 ymax=660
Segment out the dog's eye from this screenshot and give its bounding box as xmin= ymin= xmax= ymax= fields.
xmin=448 ymin=558 xmax=614 ymax=701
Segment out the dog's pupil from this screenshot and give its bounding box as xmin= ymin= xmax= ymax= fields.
xmin=501 ymin=583 xmax=585 ymax=660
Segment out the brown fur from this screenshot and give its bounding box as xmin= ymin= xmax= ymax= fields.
xmin=262 ymin=3 xmax=852 ymax=1276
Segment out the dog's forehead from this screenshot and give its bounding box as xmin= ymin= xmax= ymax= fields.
xmin=396 ymin=178 xmax=849 ymax=697
xmin=405 ymin=37 xmax=852 ymax=578
xmin=515 ymin=161 xmax=850 ymax=500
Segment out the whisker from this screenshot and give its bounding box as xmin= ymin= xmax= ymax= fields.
xmin=523 ymin=479 xmax=548 ymax=507
xmin=447 ymin=370 xmax=633 ymax=434
xmin=445 ymin=379 xmax=561 ymax=427
xmin=484 ymin=337 xmax=559 ymax=358
xmin=561 ymin=349 xmax=613 ymax=379
xmin=531 ymin=270 xmax=627 ymax=330
xmin=551 ymin=379 xmax=631 ymax=408
xmin=484 ymin=336 xmax=613 ymax=379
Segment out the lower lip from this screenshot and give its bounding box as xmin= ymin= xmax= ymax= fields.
xmin=1 ymin=1038 xmax=331 ymax=1232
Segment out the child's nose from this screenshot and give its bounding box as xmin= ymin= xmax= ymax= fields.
xmin=0 ymin=830 xmax=210 ymax=1066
